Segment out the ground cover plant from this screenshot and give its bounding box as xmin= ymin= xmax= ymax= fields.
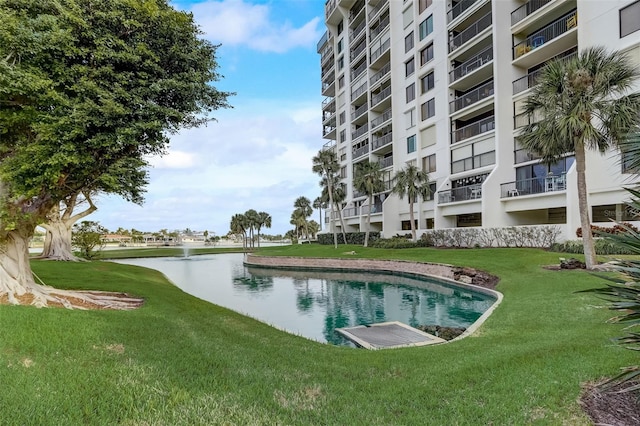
xmin=1 ymin=246 xmax=637 ymax=424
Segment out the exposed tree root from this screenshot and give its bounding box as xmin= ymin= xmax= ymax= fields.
xmin=0 ymin=284 xmax=143 ymax=310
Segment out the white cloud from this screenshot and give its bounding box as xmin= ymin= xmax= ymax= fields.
xmin=150 ymin=150 xmax=198 ymax=169
xmin=189 ymin=0 xmax=322 ymax=53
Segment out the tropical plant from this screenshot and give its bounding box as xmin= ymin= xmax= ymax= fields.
xmin=290 ymin=209 xmax=308 ymax=239
xmin=71 ymin=221 xmax=107 ymax=260
xmin=293 ymin=197 xmax=312 ymax=239
xmin=230 ymin=214 xmax=248 ymax=250
xmin=519 ymin=47 xmax=640 ymax=269
xmin=354 ymin=160 xmax=386 ymax=247
xmin=313 ymin=197 xmax=326 ymax=231
xmin=255 ymin=212 xmax=272 ymax=248
xmin=307 ymin=220 xmax=320 ymax=239
xmin=244 ymin=209 xmax=259 ymax=248
xmin=312 ymin=149 xmax=342 ymax=248
xmin=321 ymin=175 xmax=348 ymax=244
xmin=392 ymin=164 xmax=431 ymax=242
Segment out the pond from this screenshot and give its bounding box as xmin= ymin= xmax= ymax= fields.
xmin=113 ymin=253 xmax=496 ymax=346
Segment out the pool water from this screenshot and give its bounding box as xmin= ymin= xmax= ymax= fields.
xmin=114 ymin=253 xmax=495 ymax=346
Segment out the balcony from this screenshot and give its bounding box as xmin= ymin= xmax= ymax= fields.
xmin=351 ymin=81 xmax=367 ymax=102
xmin=370 ymin=38 xmax=390 ymax=65
xmin=511 ymin=0 xmax=553 ymax=25
xmin=371 ymin=107 xmax=391 ymax=130
xmin=500 ymin=174 xmax=566 ymax=197
xmin=322 ymin=96 xmax=335 ymax=113
xmin=343 ymin=206 xmax=360 ymax=218
xmin=450 ymin=80 xmax=494 ymax=114
xmin=320 ymin=46 xmax=334 ymax=66
xmin=514 ymin=110 xmax=544 ymax=129
xmin=361 ymin=202 xmax=383 ymax=215
xmin=438 ymin=184 xmax=483 ymax=204
xmin=449 ymin=11 xmax=492 ymax=53
xmin=512 ymin=50 xmax=576 ymax=95
xmin=323 ymin=140 xmax=336 ymax=151
xmin=371 ymin=85 xmax=391 ymax=108
xmin=352 ymin=124 xmax=369 ymax=141
xmin=451 ymin=115 xmax=495 ymax=144
xmin=349 ymin=0 xmax=365 ymax=22
xmin=369 ymin=13 xmax=390 ymax=41
xmin=447 ymin=0 xmax=479 ymax=23
xmin=514 ymin=148 xmax=542 ymax=164
xmin=353 ymin=143 xmax=370 ymax=160
xmin=379 ymin=156 xmax=393 ymax=169
xmin=350 ymin=60 xmax=367 ymax=81
xmin=350 ymin=19 xmax=366 ymax=44
xmin=350 ymin=39 xmax=366 ymax=62
xmin=372 ymin=131 xmax=392 ymax=150
xmin=370 ymin=62 xmax=390 ymax=88
xmin=449 ymin=44 xmax=493 ymax=83
xmin=351 ymin=103 xmax=368 ymax=121
xmin=322 ymin=110 xmax=336 ymax=125
xmin=513 ymin=10 xmax=577 ymax=60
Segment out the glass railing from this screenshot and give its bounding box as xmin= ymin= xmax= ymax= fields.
xmin=450 ymin=80 xmax=494 ymax=113
xmin=350 ymin=20 xmax=366 ymax=42
xmin=361 ymin=203 xmax=383 ymax=215
xmin=371 ymin=108 xmax=391 ymax=129
xmin=514 ymin=148 xmax=542 ymax=164
xmin=379 ymin=156 xmax=393 ymax=169
xmin=322 ymin=96 xmax=335 ymax=112
xmin=451 ymin=150 xmax=495 ymax=173
xmin=325 ymin=0 xmax=337 ymax=19
xmin=447 ymin=0 xmax=478 ymax=23
xmin=371 ymin=85 xmax=391 ymax=107
xmin=449 ymin=45 xmax=493 ymax=82
xmin=350 ymin=40 xmax=366 ymax=61
xmin=353 ymin=144 xmax=370 ymax=159
xmin=500 ymin=174 xmax=566 ymax=197
xmin=343 ymin=207 xmax=360 ymax=217
xmin=370 ymin=38 xmax=390 ymax=63
xmin=351 ymin=103 xmax=368 ymax=121
xmin=513 ymin=10 xmax=577 ymax=59
xmin=512 ymin=50 xmax=576 ymax=94
xmin=449 ymin=11 xmax=492 ymax=53
xmin=451 ymin=116 xmax=495 ymax=143
xmin=317 ymin=31 xmax=328 ymax=53
xmin=370 ymin=62 xmax=391 ymax=86
xmin=511 ymin=0 xmax=552 ymax=25
xmin=350 ymin=61 xmax=367 ymax=80
xmin=369 ymin=14 xmax=390 ymax=41
xmin=351 ymin=81 xmax=367 ymax=101
xmin=369 ymin=0 xmax=389 ymax=21
xmin=372 ymin=132 xmax=392 ymax=150
xmin=352 ymin=124 xmax=369 ymax=140
xmin=438 ymin=184 xmax=483 ymax=204
xmin=349 ymin=0 xmax=365 ymax=21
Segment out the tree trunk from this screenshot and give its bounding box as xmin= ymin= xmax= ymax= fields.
xmin=328 ymin=189 xmax=337 ymax=249
xmin=364 ymin=195 xmax=372 ymax=247
xmin=40 ymin=220 xmax=77 ymax=261
xmin=409 ymin=200 xmax=417 ymax=242
xmin=336 ymin=203 xmax=348 ymax=244
xmin=575 ymin=145 xmax=597 ymax=268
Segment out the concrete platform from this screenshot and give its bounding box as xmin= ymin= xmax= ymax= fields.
xmin=336 ymin=321 xmax=446 ymax=350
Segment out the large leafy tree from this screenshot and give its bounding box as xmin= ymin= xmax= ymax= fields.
xmin=392 ymin=164 xmax=431 ymax=242
xmin=354 ymin=160 xmax=385 ymax=247
xmin=519 ymin=47 xmax=640 ymax=269
xmin=0 ymin=0 xmax=232 ymax=307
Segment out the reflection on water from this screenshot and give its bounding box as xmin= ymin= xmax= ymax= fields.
xmin=113 ymin=253 xmax=495 ymax=346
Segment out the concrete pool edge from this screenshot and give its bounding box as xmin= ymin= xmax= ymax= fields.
xmin=244 ymin=254 xmax=504 ymax=344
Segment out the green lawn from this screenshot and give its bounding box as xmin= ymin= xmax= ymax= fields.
xmin=0 ymin=246 xmax=634 ymax=424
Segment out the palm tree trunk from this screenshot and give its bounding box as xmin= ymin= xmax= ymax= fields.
xmin=364 ymin=195 xmax=372 ymax=247
xmin=575 ymin=144 xmax=597 ymax=268
xmin=328 ymin=189 xmax=337 ymax=249
xmin=409 ymin=200 xmax=417 ymax=242
xmin=337 ymin=206 xmax=348 ymax=244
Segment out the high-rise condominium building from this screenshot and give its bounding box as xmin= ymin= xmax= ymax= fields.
xmin=318 ymin=0 xmax=640 ymax=241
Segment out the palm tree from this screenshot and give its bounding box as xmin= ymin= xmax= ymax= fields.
xmin=313 ymin=196 xmax=326 ymax=231
xmin=244 ymin=209 xmax=259 ymax=248
xmin=230 ymin=213 xmax=248 ymax=250
xmin=354 ymin=160 xmax=385 ymax=247
xmin=321 ymin=174 xmax=348 ymax=245
xmin=307 ymin=220 xmax=320 ymax=239
xmin=290 ymin=209 xmax=307 ymax=239
xmin=255 ymin=211 xmax=272 ymax=248
xmin=293 ymin=197 xmax=312 ymax=239
xmin=312 ymin=149 xmax=341 ymax=248
xmin=392 ymin=164 xmax=431 ymax=242
xmin=520 ymin=47 xmax=640 ymax=269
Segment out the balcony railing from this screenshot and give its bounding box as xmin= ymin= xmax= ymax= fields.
xmin=361 ymin=202 xmax=383 ymax=215
xmin=352 ymin=124 xmax=369 ymax=140
xmin=514 ymin=110 xmax=543 ymax=129
xmin=451 ymin=115 xmax=495 ymax=144
xmin=514 ymin=148 xmax=542 ymax=164
xmin=513 ymin=10 xmax=577 ymax=59
xmin=370 ymin=62 xmax=391 ymax=86
xmin=450 ymin=80 xmax=494 ymax=113
xmin=351 ymin=103 xmax=368 ymax=121
xmin=343 ymin=206 xmax=360 ymax=218
xmin=371 ymin=108 xmax=391 ymax=129
xmin=369 ymin=14 xmax=390 ymax=41
xmin=379 ymin=156 xmax=393 ymax=169
xmin=512 ymin=51 xmax=577 ymax=94
xmin=369 ymin=0 xmax=388 ymax=21
xmin=323 ymin=140 xmax=336 ymax=151
xmin=451 ymin=150 xmax=495 ymax=173
xmin=320 ymin=47 xmax=334 ymax=66
xmin=349 ymin=0 xmax=365 ymax=21
xmin=449 ymin=11 xmax=492 ymax=53
xmin=370 ymin=37 xmax=390 ymax=64
xmin=500 ymin=174 xmax=566 ymax=197
xmin=372 ymin=131 xmax=392 ymax=150
xmin=350 ymin=20 xmax=366 ymax=42
xmin=450 ymin=45 xmax=493 ymax=82
xmin=353 ymin=144 xmax=370 ymax=160
xmin=371 ymin=85 xmax=391 ymax=107
xmin=317 ymin=31 xmax=328 ymax=53
xmin=438 ymin=184 xmax=483 ymax=204
xmin=351 ymin=81 xmax=367 ymax=101
xmin=447 ymin=0 xmax=479 ymax=23
xmin=323 ymin=124 xmax=336 ymax=137
xmin=350 ymin=40 xmax=366 ymax=61
xmin=350 ymin=60 xmax=367 ymax=81
xmin=511 ymin=0 xmax=552 ymax=25
xmin=325 ymin=0 xmax=337 ymax=19
xmin=322 ymin=96 xmax=335 ymax=111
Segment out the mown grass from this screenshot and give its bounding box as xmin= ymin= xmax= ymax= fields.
xmin=0 ymin=246 xmax=635 ymax=424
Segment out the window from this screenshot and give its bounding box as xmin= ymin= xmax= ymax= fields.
xmin=424 ymin=183 xmax=437 ymax=201
xmin=340 ymin=166 xmax=347 ymax=178
xmin=337 ymin=56 xmax=344 ymax=70
xmin=420 ymin=43 xmax=434 ymax=66
xmin=621 ymin=1 xmax=640 ymax=37
xmin=403 ymin=6 xmax=414 ymax=28
xmin=405 ymin=57 xmax=415 ymax=77
xmin=422 ymin=154 xmax=436 ymax=172
xmin=406 ymin=83 xmax=415 ymax=103
xmin=339 ymin=111 xmax=346 ymax=125
xmin=407 ymin=135 xmax=417 ymax=153
xmin=401 ymin=220 xmax=418 ymax=230
xmin=338 ymin=75 xmax=345 ymax=89
xmin=592 ymin=204 xmax=639 ymax=222
xmin=405 ymin=31 xmax=414 ymax=53
xmin=420 ymin=71 xmax=434 ymax=93
xmin=420 ymin=126 xmax=436 ymax=148
xmin=419 ymin=15 xmax=433 ymax=40
xmin=421 ymin=98 xmax=435 ymax=120
xmin=405 ymin=108 xmax=416 ymax=129
xmin=419 ymin=0 xmax=432 ymax=14
xmin=337 ymin=20 xmax=343 ymax=35
xmin=451 ymin=140 xmax=496 ymax=173
xmin=340 ymin=129 xmax=346 ymax=143
xmin=337 ymin=38 xmax=343 ymax=53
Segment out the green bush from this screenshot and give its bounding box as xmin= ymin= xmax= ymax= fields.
xmin=551 ymin=239 xmax=637 ymax=255
xmin=370 ymin=237 xmax=418 ymax=249
xmin=317 ymin=231 xmax=380 ymax=245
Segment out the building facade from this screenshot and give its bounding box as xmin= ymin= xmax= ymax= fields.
xmin=318 ymin=0 xmax=640 ymax=241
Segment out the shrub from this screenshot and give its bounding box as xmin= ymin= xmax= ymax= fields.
xmin=576 ymin=223 xmax=640 ymax=238
xmin=370 ymin=237 xmax=418 ymax=249
xmin=317 ymin=232 xmax=380 ymax=245
xmin=551 ymin=239 xmax=637 ymax=255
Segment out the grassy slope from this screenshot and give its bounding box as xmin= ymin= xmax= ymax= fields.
xmin=0 ymin=246 xmax=634 ymax=424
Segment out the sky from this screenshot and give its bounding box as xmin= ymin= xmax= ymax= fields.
xmin=90 ymin=0 xmax=327 ymax=236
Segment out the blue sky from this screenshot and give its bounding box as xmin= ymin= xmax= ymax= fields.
xmin=91 ymin=0 xmax=327 ymax=236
